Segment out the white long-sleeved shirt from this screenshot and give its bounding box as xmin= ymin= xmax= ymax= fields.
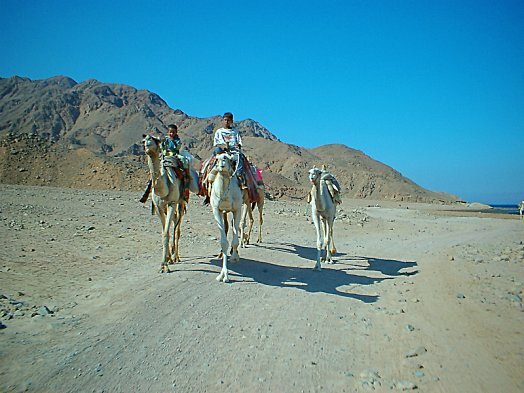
xmin=213 ymin=127 xmax=242 ymax=150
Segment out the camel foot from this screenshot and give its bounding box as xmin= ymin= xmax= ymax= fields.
xmin=160 ymin=265 xmax=171 ymax=273
xmin=216 ymin=272 xmax=229 ymax=283
xmin=313 ymin=263 xmax=322 ymax=271
xmin=230 ymin=253 xmax=240 ymax=263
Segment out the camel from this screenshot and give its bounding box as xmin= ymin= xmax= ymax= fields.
xmin=143 ymin=134 xmax=191 ymax=273
xmin=519 ymin=201 xmax=524 ymax=220
xmin=210 ymin=152 xmax=243 ymax=282
xmin=240 ymin=186 xmax=265 ymax=247
xmin=308 ymin=167 xmax=338 ymax=271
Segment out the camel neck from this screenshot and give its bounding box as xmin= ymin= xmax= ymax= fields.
xmin=213 ymin=172 xmax=231 ymax=199
xmin=313 ymin=181 xmax=327 ymax=211
xmin=147 ymin=154 xmax=161 ymax=181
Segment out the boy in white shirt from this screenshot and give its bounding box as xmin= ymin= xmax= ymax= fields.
xmin=201 ymin=112 xmax=246 ymax=205
xmin=213 ymin=112 xmax=244 ymax=181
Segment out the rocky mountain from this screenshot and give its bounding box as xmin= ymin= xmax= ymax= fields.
xmin=0 ymin=75 xmax=459 ymax=203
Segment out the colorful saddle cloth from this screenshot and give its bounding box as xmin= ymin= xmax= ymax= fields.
xmin=198 ymin=154 xmax=260 ymax=204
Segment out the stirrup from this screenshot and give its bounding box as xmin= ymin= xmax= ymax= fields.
xmin=237 ymin=175 xmax=247 ymax=189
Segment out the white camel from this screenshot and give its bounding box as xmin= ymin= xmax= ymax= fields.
xmin=519 ymin=201 xmax=524 ymax=220
xmin=143 ymin=134 xmax=188 ymax=273
xmin=308 ymin=167 xmax=338 ymax=271
xmin=210 ymin=153 xmax=243 ymax=282
xmin=240 ymin=187 xmax=265 ymax=247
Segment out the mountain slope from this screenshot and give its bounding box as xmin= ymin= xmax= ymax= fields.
xmin=0 ymin=75 xmax=459 ymax=203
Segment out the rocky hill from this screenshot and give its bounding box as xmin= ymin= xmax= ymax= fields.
xmin=0 ymin=75 xmax=459 ymax=203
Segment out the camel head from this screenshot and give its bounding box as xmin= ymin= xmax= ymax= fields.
xmin=215 ymin=153 xmax=234 ymax=176
xmin=309 ymin=167 xmax=322 ymax=184
xmin=142 ymin=134 xmax=161 ymax=157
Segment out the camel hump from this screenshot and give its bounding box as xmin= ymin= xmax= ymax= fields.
xmin=321 ymin=171 xmax=342 ymax=204
xmin=321 ymin=171 xmax=341 ymax=192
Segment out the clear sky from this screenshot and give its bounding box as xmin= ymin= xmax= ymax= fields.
xmin=1 ymin=0 xmax=523 ymax=204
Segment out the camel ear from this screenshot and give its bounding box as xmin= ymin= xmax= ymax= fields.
xmin=142 ymin=134 xmax=147 ymax=138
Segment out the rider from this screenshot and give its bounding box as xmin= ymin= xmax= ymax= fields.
xmin=139 ymin=124 xmax=190 ymax=203
xmin=162 ymin=124 xmax=191 ymax=201
xmin=202 ymin=112 xmax=245 ymax=205
xmin=213 ymin=112 xmax=245 ymax=181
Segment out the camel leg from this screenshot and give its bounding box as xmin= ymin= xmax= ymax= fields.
xmin=218 ymin=249 xmax=229 ymax=283
xmin=214 ymin=208 xmax=230 ymax=282
xmin=312 ymin=212 xmax=322 ymax=271
xmin=330 ymin=234 xmax=337 ymax=256
xmin=239 ymin=201 xmax=248 ymax=247
xmin=246 ymin=207 xmax=255 ymax=245
xmin=256 ymin=202 xmax=264 ymax=243
xmin=161 ymin=205 xmax=175 ymax=273
xmin=154 ymin=204 xmax=171 ymax=271
xmin=324 ymin=219 xmax=335 ymax=264
xmin=169 ymin=208 xmax=177 ymax=264
xmin=320 ymin=218 xmax=327 ymax=262
xmin=230 ymin=208 xmax=241 ymax=263
xmin=171 ymin=203 xmax=184 ymax=263
xmin=240 ymin=201 xmax=254 ymax=247
xmin=218 ymin=212 xmax=229 ymax=259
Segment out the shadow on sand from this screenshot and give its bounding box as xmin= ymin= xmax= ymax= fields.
xmin=183 ymin=243 xmax=418 ymax=303
xmin=180 ymin=242 xmax=418 ymax=304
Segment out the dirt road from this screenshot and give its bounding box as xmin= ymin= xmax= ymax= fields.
xmin=1 ymin=184 xmax=523 ymax=392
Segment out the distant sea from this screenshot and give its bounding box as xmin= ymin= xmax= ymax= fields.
xmin=486 ymin=204 xmax=520 ymax=215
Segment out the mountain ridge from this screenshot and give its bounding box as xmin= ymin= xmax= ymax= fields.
xmin=0 ymin=75 xmax=460 ymax=203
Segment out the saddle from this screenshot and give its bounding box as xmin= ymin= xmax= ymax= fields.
xmin=198 ymin=156 xmax=216 ymax=198
xmin=162 ymin=156 xmax=185 ymax=180
xmin=321 ymin=171 xmax=342 ymax=204
xmin=307 ymin=171 xmax=342 ymax=205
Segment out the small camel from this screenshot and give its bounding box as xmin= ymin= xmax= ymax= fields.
xmin=143 ymin=134 xmax=188 ymax=273
xmin=308 ymin=167 xmax=338 ymax=271
xmin=240 ymin=187 xmax=265 ymax=247
xmin=211 ymin=153 xmax=243 ymax=282
xmin=519 ymin=201 xmax=524 ymax=220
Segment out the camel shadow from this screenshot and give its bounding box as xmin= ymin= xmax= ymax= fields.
xmin=199 ymin=242 xmax=418 ymax=304
xmin=252 ymin=242 xmax=418 ymax=276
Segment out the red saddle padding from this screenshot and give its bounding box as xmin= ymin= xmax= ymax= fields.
xmin=198 ymin=154 xmax=259 ymax=203
xmin=198 ymin=156 xmax=216 ymax=197
xmin=242 ymin=155 xmax=259 ymax=204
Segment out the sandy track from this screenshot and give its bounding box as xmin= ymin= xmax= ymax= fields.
xmin=1 ymin=184 xmax=523 ymax=392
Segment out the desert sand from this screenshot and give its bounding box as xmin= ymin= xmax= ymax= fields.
xmin=1 ymin=184 xmax=523 ymax=393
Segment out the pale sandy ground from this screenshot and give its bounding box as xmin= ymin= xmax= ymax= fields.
xmin=1 ymin=184 xmax=523 ymax=393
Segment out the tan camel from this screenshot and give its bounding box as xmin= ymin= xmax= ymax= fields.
xmin=240 ymin=186 xmax=265 ymax=247
xmin=308 ymin=167 xmax=338 ymax=271
xmin=143 ymin=134 xmax=186 ymax=273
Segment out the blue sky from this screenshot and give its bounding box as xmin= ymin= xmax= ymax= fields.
xmin=1 ymin=0 xmax=523 ymax=204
